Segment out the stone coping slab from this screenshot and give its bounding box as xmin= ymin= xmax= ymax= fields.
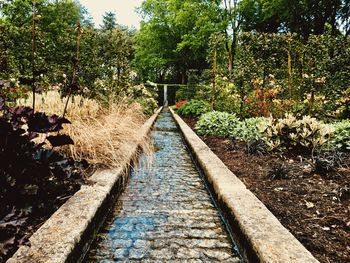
xmin=170 ymin=108 xmax=319 ymax=263
xmin=6 ymin=107 xmax=162 ymax=263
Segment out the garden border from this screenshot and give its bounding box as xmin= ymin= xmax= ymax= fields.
xmin=170 ymin=108 xmax=319 ymax=263
xmin=6 ymin=107 xmax=162 ymax=263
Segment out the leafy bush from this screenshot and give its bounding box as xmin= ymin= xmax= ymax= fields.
xmin=0 ymin=95 xmax=84 ymax=259
xmin=261 ymin=114 xmax=333 ymax=152
xmin=135 ymin=97 xmax=158 ymax=115
xmin=0 ymin=80 xmax=28 ymax=103
xmin=196 ymin=111 xmax=240 ymax=137
xmin=195 ymin=111 xmax=269 ymax=141
xmin=234 ymin=117 xmax=271 ymax=141
xmin=177 ymin=99 xmax=210 ymax=117
xmin=329 ymin=120 xmax=350 ymax=150
xmin=0 ymin=95 xmax=78 ymax=206
xmin=127 ymin=84 xmax=158 ymax=115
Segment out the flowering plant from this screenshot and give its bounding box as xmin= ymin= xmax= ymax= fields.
xmin=0 ymin=79 xmax=28 ymax=103
xmin=176 ymin=100 xmax=187 ymax=108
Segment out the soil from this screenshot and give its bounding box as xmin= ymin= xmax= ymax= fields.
xmin=183 ymin=117 xmax=350 ymax=263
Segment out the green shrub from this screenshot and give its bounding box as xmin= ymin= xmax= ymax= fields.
xmin=234 ymin=117 xmax=271 ymax=141
xmin=195 ymin=112 xmax=270 ymax=140
xmin=195 ymin=111 xmax=240 ymax=137
xmin=329 ymin=120 xmax=350 ymax=150
xmin=177 ymin=99 xmax=210 ymax=117
xmin=135 ymin=97 xmax=158 ymax=115
xmin=261 ymin=114 xmax=333 ymax=151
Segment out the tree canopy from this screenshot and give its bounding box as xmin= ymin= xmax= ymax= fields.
xmin=238 ymin=0 xmax=350 ymax=37
xmin=134 ymin=0 xmax=349 ymax=84
xmin=0 ymin=0 xmax=134 ymax=98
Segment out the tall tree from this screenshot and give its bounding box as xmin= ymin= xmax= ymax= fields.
xmin=0 ymin=0 xmax=134 ymax=97
xmin=221 ymin=0 xmax=243 ymax=73
xmin=134 ymin=0 xmax=224 ymax=83
xmin=101 ymin=11 xmax=117 ymax=31
xmin=238 ymin=0 xmax=349 ymax=38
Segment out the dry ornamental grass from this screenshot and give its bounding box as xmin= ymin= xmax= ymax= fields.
xmin=18 ymin=91 xmax=154 ymax=168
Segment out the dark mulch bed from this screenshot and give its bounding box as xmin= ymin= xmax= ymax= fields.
xmin=183 ymin=117 xmax=350 ymax=263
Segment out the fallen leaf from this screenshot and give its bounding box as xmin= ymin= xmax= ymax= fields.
xmin=305 ymin=201 xmax=315 ymax=209
xmin=274 ymin=187 xmax=284 ymax=192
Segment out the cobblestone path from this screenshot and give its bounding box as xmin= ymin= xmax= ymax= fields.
xmin=85 ymin=110 xmax=242 ymax=262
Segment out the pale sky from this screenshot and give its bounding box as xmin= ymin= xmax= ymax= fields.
xmin=79 ymin=0 xmax=143 ymax=29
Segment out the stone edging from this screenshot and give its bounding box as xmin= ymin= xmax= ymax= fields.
xmin=7 ymin=107 xmax=162 ymax=263
xmin=170 ymin=108 xmax=319 ymax=263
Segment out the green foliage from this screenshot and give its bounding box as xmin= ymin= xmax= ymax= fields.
xmin=234 ymin=117 xmax=271 ymax=141
xmin=329 ymin=121 xmax=350 ymax=150
xmin=195 ymin=110 xmax=269 ymax=140
xmin=238 ymin=0 xmax=349 ymax=37
xmin=0 ymin=1 xmax=136 ymax=103
xmin=101 ymin=11 xmax=117 ymax=31
xmin=177 ymin=99 xmax=210 ymax=117
xmin=0 ymin=80 xmax=29 ymax=103
xmin=130 ymin=84 xmax=158 ymax=115
xmin=92 ymin=27 xmax=134 ymax=93
xmin=134 ymin=0 xmax=223 ymax=83
xmin=212 ymin=75 xmax=241 ymax=114
xmin=230 ymin=32 xmax=350 ymax=119
xmin=195 ymin=111 xmax=240 ymax=137
xmin=262 ymin=114 xmax=333 ymax=152
xmin=2 ymin=0 xmax=349 ymax=120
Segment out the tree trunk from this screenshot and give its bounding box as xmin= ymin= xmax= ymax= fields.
xmin=181 ymin=71 xmax=186 ymax=84
xmin=31 ymin=0 xmax=37 ymax=111
xmin=309 ymin=90 xmax=315 ymax=115
xmin=225 ymin=41 xmax=233 ymax=73
xmin=211 ymin=49 xmax=217 ymax=111
xmin=287 ymin=38 xmax=293 ymax=99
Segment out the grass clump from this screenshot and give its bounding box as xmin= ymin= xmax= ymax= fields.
xmin=18 ymin=91 xmax=153 ymax=168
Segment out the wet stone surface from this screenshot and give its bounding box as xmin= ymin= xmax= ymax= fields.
xmin=85 ymin=110 xmax=241 ymax=262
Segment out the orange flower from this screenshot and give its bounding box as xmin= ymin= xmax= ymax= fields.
xmin=176 ymin=101 xmax=187 ymax=107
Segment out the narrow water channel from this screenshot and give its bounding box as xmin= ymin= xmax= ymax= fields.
xmin=85 ymin=109 xmax=242 ymax=262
